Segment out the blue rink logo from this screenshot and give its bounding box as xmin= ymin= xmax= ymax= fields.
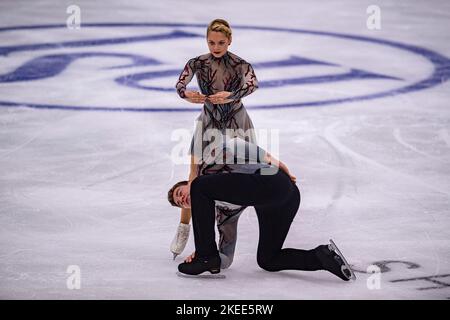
xmin=0 ymin=23 xmax=449 ymax=112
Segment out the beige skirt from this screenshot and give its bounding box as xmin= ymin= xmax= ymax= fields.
xmin=189 ymin=102 xmax=257 ymax=167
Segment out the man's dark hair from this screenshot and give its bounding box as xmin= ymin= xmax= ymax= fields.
xmin=167 ymin=180 xmax=189 ymax=207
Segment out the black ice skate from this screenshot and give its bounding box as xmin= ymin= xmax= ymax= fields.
xmin=315 ymin=239 xmax=356 ymax=281
xmin=177 ymin=254 xmax=225 ymax=279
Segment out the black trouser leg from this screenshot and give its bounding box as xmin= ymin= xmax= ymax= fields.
xmin=255 ymin=186 xmax=322 ymax=271
xmin=190 ymin=170 xmax=322 ymax=271
xmin=190 ymin=170 xmax=294 ymax=257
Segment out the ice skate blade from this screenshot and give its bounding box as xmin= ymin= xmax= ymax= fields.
xmin=176 ymin=271 xmax=226 ymax=279
xmin=329 ymin=239 xmax=357 ymax=281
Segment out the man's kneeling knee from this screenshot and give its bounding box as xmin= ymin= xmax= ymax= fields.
xmin=257 ymin=256 xmax=279 ymax=272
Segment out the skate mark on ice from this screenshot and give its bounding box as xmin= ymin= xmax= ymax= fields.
xmin=373 ymin=260 xmax=420 ymax=273
xmin=84 ymin=160 xmax=161 ymax=188
xmin=11 ymin=187 xmax=76 ymax=232
xmin=318 ymin=136 xmax=349 ymax=210
xmin=438 ymin=129 xmax=450 ymax=148
xmin=0 ymin=112 xmax=79 ymax=159
xmin=6 ymin=183 xmax=123 ymax=228
xmin=393 ymin=128 xmax=446 ymax=161
xmin=324 ymin=121 xmax=450 ymax=197
xmin=315 ymin=122 xmax=362 ymax=229
xmin=425 ymin=231 xmax=442 ymax=276
xmin=351 ymin=260 xmax=420 ymax=274
xmin=0 ymin=249 xmax=34 ymax=260
xmin=0 ymin=133 xmax=41 ymax=159
xmin=391 ymin=273 xmax=450 ymax=291
xmin=0 ymin=30 xmax=202 ymax=56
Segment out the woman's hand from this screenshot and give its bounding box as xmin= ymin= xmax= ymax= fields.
xmin=184 ymin=251 xmax=196 ymax=263
xmin=184 ymin=91 xmax=207 ymax=104
xmin=207 ymin=91 xmax=233 ymax=104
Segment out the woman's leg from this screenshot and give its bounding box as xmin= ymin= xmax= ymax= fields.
xmin=217 ymin=208 xmax=245 ymax=268
xmin=170 ymin=207 xmax=191 ymax=258
xmin=171 ymin=154 xmax=199 ymax=257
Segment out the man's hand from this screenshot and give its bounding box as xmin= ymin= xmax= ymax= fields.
xmin=287 ymin=172 xmax=297 ymax=183
xmin=277 ymin=160 xmax=297 ymax=183
xmin=184 ymin=91 xmax=207 ymax=104
xmin=264 ymin=153 xmax=297 ymax=183
xmin=207 ymin=91 xmax=233 ymax=104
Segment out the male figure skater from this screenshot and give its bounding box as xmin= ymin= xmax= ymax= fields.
xmin=168 ymin=136 xmax=355 ymax=281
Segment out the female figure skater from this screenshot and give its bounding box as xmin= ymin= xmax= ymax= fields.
xmin=171 ymin=18 xmax=259 ymax=258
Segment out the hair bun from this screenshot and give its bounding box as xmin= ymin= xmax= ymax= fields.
xmin=207 ymin=18 xmax=232 ymax=39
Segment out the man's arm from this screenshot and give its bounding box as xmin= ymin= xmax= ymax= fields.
xmin=263 ymin=152 xmax=297 ymax=183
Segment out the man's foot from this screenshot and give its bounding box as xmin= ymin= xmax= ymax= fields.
xmin=315 ymin=240 xmax=355 ymax=281
xmin=170 ymin=223 xmax=190 ymax=260
xmin=329 ymin=239 xmax=356 ymax=280
xmin=178 ymin=253 xmax=221 ymax=276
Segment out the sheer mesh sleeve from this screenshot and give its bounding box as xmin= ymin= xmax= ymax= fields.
xmin=227 ymin=62 xmax=258 ymax=101
xmin=175 ymin=59 xmax=196 ymax=99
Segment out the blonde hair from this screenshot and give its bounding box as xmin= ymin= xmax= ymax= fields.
xmin=207 ymin=19 xmax=232 ymax=40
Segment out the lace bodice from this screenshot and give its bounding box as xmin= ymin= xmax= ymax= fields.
xmin=176 ymin=51 xmax=258 ymax=103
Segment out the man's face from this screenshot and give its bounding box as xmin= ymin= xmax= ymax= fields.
xmin=173 ymin=184 xmax=191 ymax=209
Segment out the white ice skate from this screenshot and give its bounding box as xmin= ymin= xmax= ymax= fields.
xmin=170 ymin=223 xmax=190 ymax=260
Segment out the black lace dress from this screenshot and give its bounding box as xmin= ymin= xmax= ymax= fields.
xmin=176 ymin=51 xmax=259 ymax=167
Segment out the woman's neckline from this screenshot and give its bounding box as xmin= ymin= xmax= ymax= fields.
xmin=210 ymin=51 xmax=230 ymax=61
